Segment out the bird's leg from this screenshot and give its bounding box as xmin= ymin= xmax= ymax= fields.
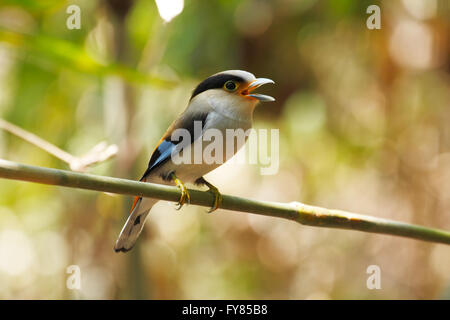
xmin=195 ymin=177 xmax=223 ymax=213
xmin=170 ymin=172 xmax=190 ymax=210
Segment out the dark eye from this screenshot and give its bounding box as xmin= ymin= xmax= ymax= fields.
xmin=224 ymin=80 xmax=238 ymax=92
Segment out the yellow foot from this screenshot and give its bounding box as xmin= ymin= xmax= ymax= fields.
xmin=170 ymin=173 xmax=190 ymax=210
xmin=204 ymin=181 xmax=223 ymax=213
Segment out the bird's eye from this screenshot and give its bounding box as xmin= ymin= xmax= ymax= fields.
xmin=224 ymin=80 xmax=238 ymax=92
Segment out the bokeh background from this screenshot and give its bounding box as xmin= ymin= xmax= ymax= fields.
xmin=0 ymin=0 xmax=449 ymax=299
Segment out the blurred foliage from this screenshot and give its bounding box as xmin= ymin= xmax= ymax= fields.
xmin=0 ymin=0 xmax=449 ymax=299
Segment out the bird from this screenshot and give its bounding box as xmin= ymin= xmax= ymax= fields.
xmin=114 ymin=70 xmax=275 ymax=252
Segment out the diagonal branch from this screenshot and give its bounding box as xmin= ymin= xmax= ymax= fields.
xmin=0 ymin=159 xmax=449 ymax=245
xmin=0 ymin=118 xmax=118 ymax=172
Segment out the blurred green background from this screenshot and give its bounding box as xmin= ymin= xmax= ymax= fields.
xmin=0 ymin=0 xmax=449 ymax=299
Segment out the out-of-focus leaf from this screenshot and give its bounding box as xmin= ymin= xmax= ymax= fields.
xmin=3 ymin=0 xmax=64 ymax=12
xmin=0 ymin=29 xmax=177 ymax=87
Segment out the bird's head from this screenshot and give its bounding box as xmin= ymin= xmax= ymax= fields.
xmin=190 ymin=70 xmax=275 ymax=117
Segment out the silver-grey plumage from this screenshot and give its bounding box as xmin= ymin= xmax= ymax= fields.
xmin=114 ymin=70 xmax=274 ymax=252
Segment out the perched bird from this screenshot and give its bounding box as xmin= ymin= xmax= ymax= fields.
xmin=114 ymin=70 xmax=275 ymax=252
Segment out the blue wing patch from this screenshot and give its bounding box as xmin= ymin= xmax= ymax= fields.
xmin=149 ymin=139 xmax=175 ymax=171
xmin=140 ymin=140 xmax=176 ymax=180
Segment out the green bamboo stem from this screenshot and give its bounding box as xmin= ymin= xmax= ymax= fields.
xmin=0 ymin=159 xmax=449 ymax=245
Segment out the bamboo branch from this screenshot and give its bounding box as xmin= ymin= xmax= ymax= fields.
xmin=0 ymin=119 xmax=118 ymax=172
xmin=0 ymin=159 xmax=449 ymax=245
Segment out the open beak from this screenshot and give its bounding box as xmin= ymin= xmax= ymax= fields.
xmin=242 ymin=78 xmax=275 ymax=102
